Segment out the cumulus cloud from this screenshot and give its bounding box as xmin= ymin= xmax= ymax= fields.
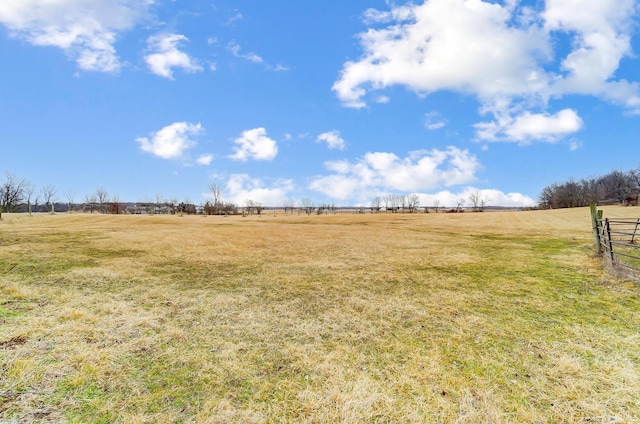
xmin=417 ymin=187 xmax=536 ymax=208
xmin=0 ymin=0 xmax=152 ymax=72
xmin=334 ymin=0 xmax=640 ymax=141
xmin=475 ymin=108 xmax=583 ymax=143
xmin=144 ymin=33 xmax=203 ymax=79
xmin=224 ymin=174 xmax=293 ymax=206
xmin=309 ymin=147 xmax=480 ymax=201
xmin=136 ymin=122 xmax=203 ymax=160
xmin=333 ymin=0 xmax=550 ymax=108
xmin=543 ymin=0 xmax=640 ymax=109
xmin=229 ymin=128 xmax=278 ymax=161
xmin=316 ymin=130 xmax=346 ymax=150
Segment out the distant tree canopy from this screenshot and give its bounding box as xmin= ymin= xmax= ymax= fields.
xmin=538 ymin=168 xmax=640 ymax=209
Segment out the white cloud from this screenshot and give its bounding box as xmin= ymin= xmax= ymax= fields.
xmin=334 ymin=0 xmax=640 ymax=140
xmin=196 ymin=154 xmax=213 ymax=165
xmin=309 ymin=147 xmax=480 ymax=202
xmin=224 ymin=174 xmax=293 ymax=206
xmin=0 ymin=0 xmax=152 ymax=72
xmin=316 ymin=130 xmax=346 ymax=150
xmin=475 ymin=108 xmax=583 ymax=144
xmin=136 ymin=122 xmax=203 ymax=160
xmin=333 ymin=0 xmax=550 ymax=109
xmin=418 ymin=187 xmax=536 ymax=208
xmin=228 ymin=41 xmax=263 ymax=63
xmin=543 ymin=0 xmax=640 ymax=109
xmin=144 ymin=33 xmax=203 ymax=79
xmin=229 ymin=128 xmax=278 ymax=161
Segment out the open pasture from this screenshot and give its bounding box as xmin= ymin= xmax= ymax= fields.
xmin=1 ymin=207 xmax=639 ymax=423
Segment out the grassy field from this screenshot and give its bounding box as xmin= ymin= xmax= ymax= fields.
xmin=1 ymin=207 xmax=639 ymax=423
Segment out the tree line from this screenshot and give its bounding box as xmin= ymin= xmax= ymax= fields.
xmin=1 ymin=172 xmax=497 ymax=219
xmin=538 ymin=168 xmax=640 ymax=209
xmin=0 ymin=175 xmax=331 ymax=218
xmin=0 ymin=173 xmax=125 ymax=216
xmin=14 ymin=168 xmax=603 ymax=218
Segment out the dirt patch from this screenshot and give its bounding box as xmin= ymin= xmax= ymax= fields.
xmin=0 ymin=335 xmax=27 ymax=348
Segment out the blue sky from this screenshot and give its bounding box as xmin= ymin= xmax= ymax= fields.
xmin=1 ymin=0 xmax=639 ymax=208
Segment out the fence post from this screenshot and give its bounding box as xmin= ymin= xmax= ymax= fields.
xmin=590 ymin=204 xmax=602 ymax=253
xmin=605 ymin=218 xmax=615 ymax=263
xmin=631 ymin=219 xmax=640 ymax=244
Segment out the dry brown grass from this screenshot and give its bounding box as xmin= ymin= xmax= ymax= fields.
xmin=1 ymin=206 xmax=639 ymax=423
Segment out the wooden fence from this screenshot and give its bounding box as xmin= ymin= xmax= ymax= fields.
xmin=591 ymin=205 xmax=640 ymax=276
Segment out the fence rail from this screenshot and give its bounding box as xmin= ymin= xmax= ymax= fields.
xmin=592 ymin=206 xmax=640 ymax=277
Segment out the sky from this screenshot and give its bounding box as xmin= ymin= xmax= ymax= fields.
xmin=1 ymin=0 xmax=639 ymax=208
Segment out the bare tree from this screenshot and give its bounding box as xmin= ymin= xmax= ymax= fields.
xmin=433 ymin=199 xmax=440 ymax=213
xmin=65 ymin=190 xmax=75 ymax=213
xmin=407 ymin=194 xmax=420 ymax=213
xmin=153 ymin=193 xmax=165 ymax=214
xmin=83 ymin=194 xmax=97 ymax=213
xmin=538 ymin=168 xmax=639 ymax=209
xmin=95 ymin=187 xmax=109 ymax=213
xmin=110 ymin=194 xmax=121 ymax=214
xmin=581 ymin=178 xmax=605 ymax=205
xmin=456 ymin=198 xmax=465 ymax=213
xmin=283 ymin=198 xmax=296 ymax=215
xmin=599 ymin=170 xmax=633 ymax=203
xmin=41 ymin=184 xmax=56 ymax=213
xmin=209 ymin=183 xmax=222 ymax=215
xmin=96 ymin=187 xmax=109 ymax=204
xmin=25 ymin=182 xmax=36 ymax=215
xmin=383 ymin=194 xmax=391 ymax=212
xmin=469 ymin=191 xmax=481 ymax=212
xmin=245 ymin=199 xmax=257 ymax=215
xmin=388 ymin=194 xmax=401 ymax=212
xmin=382 ymin=194 xmax=401 ymax=212
xmin=400 ymin=195 xmax=407 ymax=212
xmin=371 ymin=196 xmax=382 ymax=213
xmin=170 ymin=197 xmax=178 ymax=214
xmin=220 ymin=201 xmax=237 ymax=215
xmin=0 ymin=172 xmax=28 ymax=215
xmin=468 ymin=191 xmax=490 ymax=212
xmin=299 ymin=197 xmax=314 ymax=214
